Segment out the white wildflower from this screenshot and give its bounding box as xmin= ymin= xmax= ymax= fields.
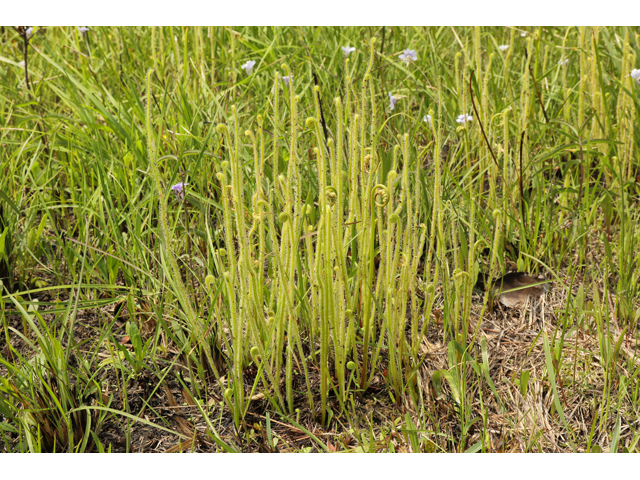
xmin=241 ymin=60 xmax=256 ymax=75
xmin=341 ymin=46 xmax=356 ymax=57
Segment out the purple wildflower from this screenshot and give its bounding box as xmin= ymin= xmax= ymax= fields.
xmin=170 ymin=182 xmax=188 ymax=201
xmin=389 ymin=92 xmax=397 ymax=111
xmin=399 ymin=49 xmax=418 ymax=64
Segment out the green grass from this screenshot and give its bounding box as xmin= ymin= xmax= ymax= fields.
xmin=1 ymin=26 xmax=640 ymax=452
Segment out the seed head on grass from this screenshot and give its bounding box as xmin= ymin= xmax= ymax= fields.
xmin=341 ymin=46 xmax=356 ymax=57
xmin=241 ymin=60 xmax=256 ymax=75
xmin=170 ymin=182 xmax=188 ymax=201
xmin=399 ymin=48 xmax=417 ymax=64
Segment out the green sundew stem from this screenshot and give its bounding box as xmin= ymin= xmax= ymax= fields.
xmin=273 ymin=220 xmax=290 ymax=395
xmin=326 ymin=134 xmax=350 ymax=355
xmin=455 ymin=52 xmax=462 ymax=111
xmin=577 ymin=27 xmax=587 ymax=130
xmin=230 ymin=116 xmax=256 ymax=284
xmin=474 ymin=27 xmax=482 ymax=84
xmin=182 ymin=27 xmax=189 ymax=83
xmin=561 ymin=28 xmax=572 ymax=129
xmin=333 ymin=98 xmax=347 ymax=295
xmin=312 ymin=85 xmax=326 ymax=149
xmin=359 ymin=38 xmax=376 ymax=213
xmin=401 ymin=134 xmax=412 ymax=233
xmin=462 ymin=189 xmax=475 ymax=343
xmin=247 ymin=129 xmax=265 ymax=307
xmin=410 ymin=140 xmax=421 ymax=250
xmin=347 ymin=112 xmax=360 ymax=224
xmin=335 ymin=97 xmax=343 ymax=191
xmin=257 ymin=116 xmax=267 ymax=298
xmin=310 ymin=96 xmax=328 ymax=216
xmin=286 ymin=342 xmax=294 ymax=415
xmin=344 ymin=112 xmax=360 ymax=275
xmin=482 ymin=54 xmax=493 ymax=201
xmin=534 ymin=26 xmax=543 ymax=79
xmin=216 ymin=162 xmax=245 ymax=420
xmin=367 ymin=67 xmax=377 ymax=171
xmin=360 ymin=186 xmax=388 ymax=391
xmin=451 ymin=208 xmax=459 ymax=272
xmin=282 ymin=64 xmax=297 ymax=211
xmin=215 ymin=133 xmax=238 ymax=277
xmin=386 ymin=166 xmax=399 ymax=288
xmin=324 ymin=203 xmax=345 ymax=411
xmin=410 ymin=224 xmax=428 ymax=358
xmin=498 ymin=108 xmax=510 ymax=229
xmin=344 ymin=57 xmax=352 ymax=124
xmin=519 ymin=37 xmax=533 ymax=219
xmin=151 ymin=27 xmax=158 ymax=73
xmin=144 ymin=68 xmax=220 ymax=384
xmin=171 ymin=30 xmax=181 ymax=75
xmin=470 ymin=210 xmax=502 ymax=349
xmin=195 ymin=27 xmax=204 ymax=85
xmin=504 ymin=28 xmax=515 ymax=92
xmin=302 ymin=216 xmax=319 ymax=351
xmin=319 ymin=208 xmax=331 ymax=424
xmin=328 ymin=140 xmax=336 ymax=194
xmin=589 ymin=36 xmax=603 ymax=156
xmin=291 ymin=317 xmax=315 ymax=416
xmin=229 ymin=29 xmax=236 ymax=96
xmin=208 ymin=27 xmax=215 ymax=86
xmin=355 ymin=38 xmax=377 ymax=392
xmin=423 ymin=78 xmax=444 ymax=338
xmin=272 ymin=72 xmax=280 ymax=191
xmin=159 ymin=27 xmax=166 ymax=72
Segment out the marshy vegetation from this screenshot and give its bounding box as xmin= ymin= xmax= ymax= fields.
xmin=1 ymin=26 xmax=640 ymax=452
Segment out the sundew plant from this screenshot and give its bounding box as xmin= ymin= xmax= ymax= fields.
xmin=1 ymin=26 xmax=640 ymax=453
